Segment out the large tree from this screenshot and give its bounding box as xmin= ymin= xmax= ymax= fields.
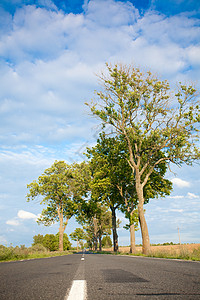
xmin=27 ymin=161 xmax=77 ymax=251
xmin=87 ymin=136 xmax=124 ymax=252
xmin=88 ymin=133 xmax=172 ymax=253
xmin=86 ymin=63 xmax=200 ymax=254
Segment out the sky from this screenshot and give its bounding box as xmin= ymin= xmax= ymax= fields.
xmin=0 ymin=0 xmax=200 ymax=248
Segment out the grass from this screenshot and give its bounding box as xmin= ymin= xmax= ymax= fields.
xmin=93 ymin=245 xmax=200 ymax=261
xmin=1 ymin=244 xmax=200 ymax=262
xmin=0 ymin=244 xmax=75 ymax=262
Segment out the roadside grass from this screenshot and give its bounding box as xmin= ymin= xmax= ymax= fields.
xmin=0 ymin=244 xmax=75 ymax=262
xmin=1 ymin=244 xmax=200 ymax=262
xmin=94 ymin=246 xmax=200 ymax=261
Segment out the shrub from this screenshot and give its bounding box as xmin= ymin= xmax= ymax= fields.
xmin=13 ymin=245 xmax=29 ymax=259
xmin=29 ymin=244 xmax=48 ymax=253
xmin=0 ymin=245 xmax=14 ymax=261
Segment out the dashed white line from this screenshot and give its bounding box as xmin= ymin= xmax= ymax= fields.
xmin=65 ymin=280 xmax=87 ymax=300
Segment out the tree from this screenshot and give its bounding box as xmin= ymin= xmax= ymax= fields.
xmin=87 ymin=140 xmax=123 ymax=252
xmin=27 ymin=161 xmax=78 ymax=251
xmin=86 ymin=63 xmax=200 ymax=254
xmin=43 ymin=234 xmax=57 ymax=251
xmin=70 ymin=228 xmax=86 ymax=251
xmin=102 ymin=235 xmax=112 ymax=248
xmin=96 ymin=204 xmax=112 ymax=251
xmin=32 ymin=234 xmax=44 ymax=246
xmin=88 ymin=133 xmax=172 ymax=253
xmin=55 ymin=233 xmax=71 ymax=250
xmin=76 ymin=200 xmax=112 ymax=251
xmin=32 ymin=233 xmax=71 ymax=251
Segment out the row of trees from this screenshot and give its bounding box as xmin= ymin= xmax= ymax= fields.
xmin=32 ymin=233 xmax=71 ymax=251
xmin=27 ymin=64 xmax=200 ymax=254
xmin=27 ymin=161 xmax=114 ymax=252
xmin=32 ymin=231 xmax=112 ymax=252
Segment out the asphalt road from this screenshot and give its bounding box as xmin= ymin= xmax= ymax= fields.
xmin=0 ymin=253 xmax=199 ymax=299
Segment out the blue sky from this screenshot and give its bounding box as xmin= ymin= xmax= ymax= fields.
xmin=0 ymin=0 xmax=200 ymax=247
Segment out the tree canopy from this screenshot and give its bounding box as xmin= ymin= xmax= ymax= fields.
xmin=27 ymin=160 xmax=78 ymax=251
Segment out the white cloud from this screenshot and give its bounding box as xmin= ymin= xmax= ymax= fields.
xmin=171 ymin=178 xmax=190 ymax=188
xmin=187 ymin=192 xmax=199 ymax=199
xmin=85 ymin=0 xmax=139 ymax=27
xmin=0 ymin=2 xmax=199 ymax=146
xmin=168 ymin=195 xmax=184 ymax=199
xmin=170 ymin=209 xmax=184 ymax=213
xmin=6 ymin=219 xmax=20 ymax=226
xmin=17 ymin=210 xmax=39 ymax=220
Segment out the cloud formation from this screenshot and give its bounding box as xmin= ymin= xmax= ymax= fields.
xmin=0 ymin=0 xmax=199 ymax=246
xmin=17 ymin=210 xmax=39 ymax=220
xmin=171 ymin=178 xmax=191 ymax=188
xmin=0 ymin=0 xmax=199 ymax=147
xmin=6 ymin=219 xmax=20 ymax=226
xmin=187 ymin=192 xmax=199 ymax=199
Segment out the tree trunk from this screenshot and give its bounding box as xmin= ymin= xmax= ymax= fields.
xmin=92 ymin=216 xmax=98 ymax=251
xmin=136 ymin=172 xmax=150 ymax=255
xmin=59 ymin=228 xmax=64 ymax=251
xmin=58 ymin=207 xmax=64 ymax=251
xmin=138 ymin=203 xmax=150 ymax=254
xmin=130 ymin=223 xmax=136 ymax=253
xmin=110 ymin=206 xmax=118 ymax=252
xmin=99 ymin=235 xmax=102 ymax=251
xmin=77 ymin=240 xmax=79 ymax=251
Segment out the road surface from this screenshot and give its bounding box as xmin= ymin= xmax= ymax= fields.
xmin=0 ymin=253 xmax=199 ymax=299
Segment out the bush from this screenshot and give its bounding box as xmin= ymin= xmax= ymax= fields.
xmin=0 ymin=245 xmax=29 ymax=261
xmin=29 ymin=244 xmax=48 ymax=253
xmin=0 ymin=245 xmax=14 ymax=261
xmin=192 ymin=247 xmax=200 ymax=260
xmin=13 ymin=245 xmax=29 ymax=260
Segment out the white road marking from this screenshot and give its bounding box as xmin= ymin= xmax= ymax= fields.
xmin=81 ymin=257 xmax=85 ymax=261
xmin=65 ymin=280 xmax=87 ymax=300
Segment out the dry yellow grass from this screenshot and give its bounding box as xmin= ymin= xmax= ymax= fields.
xmin=104 ymin=243 xmax=200 ymax=255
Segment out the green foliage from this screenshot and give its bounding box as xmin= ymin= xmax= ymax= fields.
xmin=70 ymin=228 xmax=86 ymax=250
xmin=0 ymin=245 xmax=14 ymax=261
xmin=32 ymin=233 xmax=71 ymax=251
xmin=29 ymin=244 xmax=48 ymax=253
xmin=0 ymin=244 xmax=73 ymax=262
xmin=32 ymin=234 xmax=44 ymax=246
xmin=87 ymin=63 xmax=200 ymax=173
xmin=102 ymin=236 xmax=112 ymax=248
xmin=86 ymin=63 xmax=199 ymax=253
xmin=27 ymin=160 xmax=79 ymax=251
xmin=0 ymin=245 xmax=29 ymax=261
xmin=86 ymin=133 xmax=126 ymax=209
xmin=27 ymin=161 xmax=77 ymax=226
xmin=70 ymin=228 xmax=86 ymax=242
xmin=43 ymin=234 xmax=57 ymax=251
xmin=77 ymin=201 xmax=112 ymax=250
xmin=55 ymin=233 xmax=71 ymax=250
